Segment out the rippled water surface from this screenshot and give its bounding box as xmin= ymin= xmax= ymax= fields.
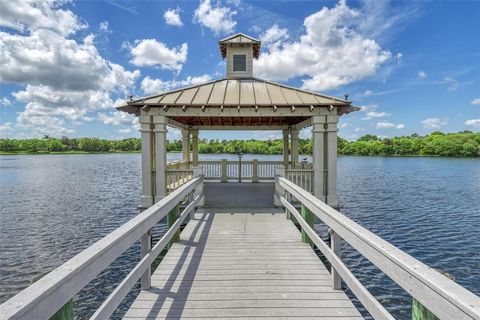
xmin=0 ymin=154 xmax=479 ymax=319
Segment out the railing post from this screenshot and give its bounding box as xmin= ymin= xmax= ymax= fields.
xmin=301 ymin=205 xmax=314 ymax=247
xmin=188 ymin=190 xmax=195 ymax=220
xmin=252 ymin=159 xmax=259 ymax=183
xmin=329 ymin=228 xmax=342 ymax=290
xmin=193 ymin=167 xmax=204 ymax=206
xmin=221 ymin=159 xmax=228 ymax=182
xmin=274 ymin=166 xmax=285 ymax=206
xmin=285 ymin=191 xmax=292 ymax=220
xmin=167 ymin=204 xmax=180 ymax=248
xmin=140 ymin=229 xmax=152 ymax=290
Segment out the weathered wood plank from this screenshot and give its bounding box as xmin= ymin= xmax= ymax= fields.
xmin=124 ymin=211 xmax=362 ymax=319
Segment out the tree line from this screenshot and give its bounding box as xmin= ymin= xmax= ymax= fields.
xmin=0 ymin=131 xmax=478 ymax=157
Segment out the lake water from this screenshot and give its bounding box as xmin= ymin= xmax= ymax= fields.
xmin=0 ymin=154 xmax=479 ymax=319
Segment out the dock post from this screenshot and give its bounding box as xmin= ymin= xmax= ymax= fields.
xmin=252 ymin=159 xmax=259 ymax=183
xmin=301 ymin=204 xmax=314 ymax=247
xmin=140 ymin=229 xmax=152 ymax=290
xmin=221 ymin=159 xmax=228 ymax=182
xmin=329 ymin=228 xmax=342 ymax=290
xmin=168 ymin=205 xmax=180 ymax=247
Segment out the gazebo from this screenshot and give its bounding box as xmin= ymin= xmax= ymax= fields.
xmin=118 ymin=33 xmax=358 ymax=209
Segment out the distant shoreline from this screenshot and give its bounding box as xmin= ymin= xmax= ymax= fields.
xmin=1 ymin=131 xmax=478 ymax=157
xmin=1 ymin=151 xmax=478 ymax=159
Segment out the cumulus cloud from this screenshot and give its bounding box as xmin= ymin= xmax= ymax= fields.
xmin=0 ymin=122 xmax=13 ymax=134
xmin=395 ymin=123 xmax=405 ymax=129
xmin=422 ymin=117 xmax=448 ymax=128
xmin=0 ymin=97 xmax=12 ymax=107
xmin=260 ymin=25 xmax=289 ymax=51
xmin=471 ymin=98 xmax=480 ymax=105
xmin=254 ymin=1 xmax=393 ymax=91
xmin=0 ymin=0 xmax=86 ymax=36
xmin=193 ymin=0 xmax=237 ymax=35
xmin=98 ymin=111 xmax=138 ymax=126
xmin=0 ymin=0 xmax=140 ymax=136
xmin=465 ymin=119 xmax=480 ymax=127
xmin=128 ymin=39 xmax=188 ymax=72
xmin=417 ymin=71 xmax=427 ymax=78
xmin=376 ymin=121 xmax=395 ymax=129
xmin=164 ymin=8 xmax=183 ymax=27
xmin=362 ymin=111 xmax=389 ymax=120
xmin=141 ymin=74 xmax=212 ymax=95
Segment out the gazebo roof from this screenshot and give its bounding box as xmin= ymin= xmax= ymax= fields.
xmin=119 ymin=77 xmax=353 ymax=114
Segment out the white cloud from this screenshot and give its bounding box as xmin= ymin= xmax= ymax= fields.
xmin=260 ymin=25 xmax=289 ymax=51
xmin=1 ymin=30 xmax=139 ymax=91
xmin=376 ymin=121 xmax=395 ymax=128
xmin=395 ymin=123 xmax=405 ymax=129
xmin=417 ymin=71 xmax=427 ymax=78
xmin=141 ymin=74 xmax=212 ymax=95
xmin=0 ymin=1 xmax=140 ymax=136
xmin=471 ymin=98 xmax=480 ymax=105
xmin=441 ymin=77 xmax=459 ymax=91
xmin=0 ymin=0 xmax=86 ymax=36
xmin=98 ymin=111 xmax=138 ymax=126
xmin=339 ymin=122 xmax=348 ymax=129
xmin=421 ymin=117 xmax=448 ymax=128
xmin=362 ymin=111 xmax=389 ymax=120
xmin=465 ymin=119 xmax=480 ymax=127
xmin=0 ymin=122 xmax=13 ymax=134
xmin=254 ymin=1 xmax=392 ymax=91
xmin=193 ymin=0 xmax=237 ymax=35
xmin=1 ymin=97 xmax=12 ymax=107
xmin=99 ymin=21 xmax=111 ymax=33
xmin=118 ymin=128 xmax=132 ymax=134
xmin=164 ymin=8 xmax=183 ymax=27
xmin=128 ymin=39 xmax=188 ymax=72
xmin=354 ymin=127 xmax=365 ymax=132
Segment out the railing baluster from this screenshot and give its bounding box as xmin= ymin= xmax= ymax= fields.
xmin=329 ymin=228 xmax=342 ymax=290
xmin=140 ymin=229 xmax=152 ymax=290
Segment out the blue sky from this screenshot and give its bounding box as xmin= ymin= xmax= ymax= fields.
xmin=0 ymin=0 xmax=479 ymax=141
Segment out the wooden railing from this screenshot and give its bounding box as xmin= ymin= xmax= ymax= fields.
xmin=165 ymin=169 xmax=193 ymax=194
xmin=274 ymin=176 xmax=480 ymax=320
xmin=197 ymin=159 xmax=284 ymax=181
xmin=0 ymin=176 xmax=204 ymax=320
xmin=166 ymin=160 xmax=190 ymax=170
xmin=285 ymin=168 xmax=314 ymax=194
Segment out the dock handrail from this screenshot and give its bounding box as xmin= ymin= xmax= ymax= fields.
xmin=275 ymin=175 xmax=480 ymax=320
xmin=0 ymin=175 xmax=204 ymax=320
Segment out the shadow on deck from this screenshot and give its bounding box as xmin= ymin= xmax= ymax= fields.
xmin=203 ymin=182 xmax=275 ymax=208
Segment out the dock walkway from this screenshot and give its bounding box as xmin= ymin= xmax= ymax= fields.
xmin=124 ymin=209 xmax=362 ymax=319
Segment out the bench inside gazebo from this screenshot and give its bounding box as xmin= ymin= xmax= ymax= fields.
xmin=119 ymin=33 xmax=358 ymax=209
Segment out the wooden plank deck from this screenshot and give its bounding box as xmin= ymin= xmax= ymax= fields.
xmin=124 ymin=209 xmax=363 ymax=319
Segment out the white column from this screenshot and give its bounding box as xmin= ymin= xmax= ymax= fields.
xmin=312 ymin=116 xmax=326 ymax=202
xmin=326 ymin=115 xmax=339 ymax=208
xmin=153 ymin=116 xmax=167 ymax=202
xmin=181 ymin=128 xmax=190 ymax=165
xmin=282 ymin=129 xmax=289 ymax=168
xmin=191 ymin=129 xmax=199 ymax=166
xmin=291 ymin=129 xmax=299 ymax=169
xmin=139 ymin=115 xmax=154 ymax=209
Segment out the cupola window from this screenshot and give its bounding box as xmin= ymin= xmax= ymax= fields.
xmin=233 ymin=54 xmax=246 ymax=72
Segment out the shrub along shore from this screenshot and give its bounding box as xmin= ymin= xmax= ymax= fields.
xmin=0 ymin=131 xmax=478 ymax=157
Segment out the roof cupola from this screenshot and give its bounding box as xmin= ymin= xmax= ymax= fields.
xmin=218 ymin=33 xmax=261 ymax=79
